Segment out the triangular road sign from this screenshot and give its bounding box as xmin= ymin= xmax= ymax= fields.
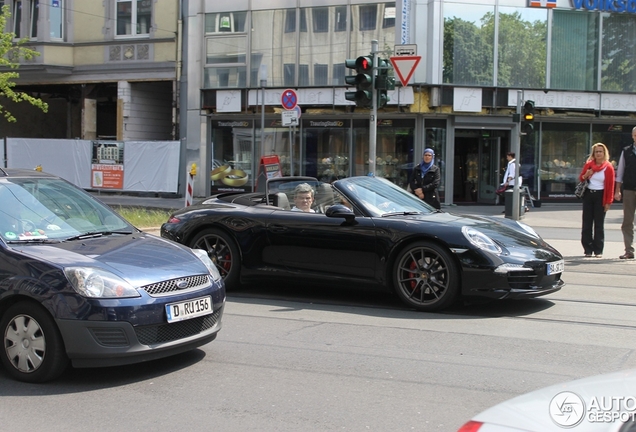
xmin=390 ymin=56 xmax=421 ymax=87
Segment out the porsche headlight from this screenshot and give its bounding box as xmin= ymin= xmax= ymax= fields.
xmin=192 ymin=248 xmax=223 ymax=282
xmin=516 ymin=221 xmax=540 ymax=239
xmin=65 ymin=267 xmax=140 ymax=298
xmin=461 ymin=226 xmax=502 ymax=254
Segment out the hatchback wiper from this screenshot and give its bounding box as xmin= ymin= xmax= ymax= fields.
xmin=6 ymin=238 xmax=61 ymax=244
xmin=63 ymin=230 xmax=133 ymax=242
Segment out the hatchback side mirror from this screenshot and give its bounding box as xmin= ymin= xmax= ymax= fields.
xmin=325 ymin=204 xmax=355 ymax=222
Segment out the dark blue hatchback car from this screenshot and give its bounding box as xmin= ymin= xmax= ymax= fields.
xmin=0 ymin=169 xmax=225 ymax=382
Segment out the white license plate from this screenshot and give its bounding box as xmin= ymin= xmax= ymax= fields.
xmin=546 ymin=260 xmax=564 ymax=275
xmin=165 ymin=296 xmax=212 ymax=323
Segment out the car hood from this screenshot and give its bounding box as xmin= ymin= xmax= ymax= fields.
xmin=398 ymin=211 xmax=561 ymax=257
xmin=470 ymin=369 xmax=636 ymax=431
xmin=10 ymin=233 xmax=208 ymax=288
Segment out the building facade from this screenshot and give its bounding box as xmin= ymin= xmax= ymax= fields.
xmin=2 ymin=0 xmax=178 ymax=142
xmin=182 ymin=0 xmax=636 ymax=203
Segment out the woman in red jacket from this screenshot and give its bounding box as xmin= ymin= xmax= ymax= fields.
xmin=579 ymin=142 xmax=615 ymax=258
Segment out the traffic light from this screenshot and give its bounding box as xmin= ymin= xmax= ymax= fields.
xmin=375 ymin=58 xmax=395 ymax=108
xmin=345 ymin=55 xmax=374 ymax=107
xmin=522 ymin=100 xmax=535 ymax=135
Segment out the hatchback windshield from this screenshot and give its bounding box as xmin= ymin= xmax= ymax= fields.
xmin=0 ymin=177 xmax=133 ymax=243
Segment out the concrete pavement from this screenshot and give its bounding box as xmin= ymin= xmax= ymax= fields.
xmin=92 ymin=191 xmax=633 ymax=261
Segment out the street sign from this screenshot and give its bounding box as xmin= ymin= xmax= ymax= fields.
xmin=394 ymin=44 xmax=417 ymax=57
xmin=281 ymin=89 xmax=298 ymax=110
xmin=281 ymin=110 xmax=298 ymax=126
xmin=292 ymin=105 xmax=302 ymax=119
xmin=389 ymin=56 xmax=421 ymax=87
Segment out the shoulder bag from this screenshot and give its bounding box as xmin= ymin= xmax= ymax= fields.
xmin=574 ymin=179 xmax=588 ymax=199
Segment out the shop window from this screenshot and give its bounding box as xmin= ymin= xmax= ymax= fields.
xmin=334 ymin=6 xmax=347 ymax=32
xmin=116 ymin=0 xmax=151 ymax=37
xmin=312 ymin=8 xmax=328 ymax=33
xmin=540 ymin=123 xmax=589 ymax=197
xmin=359 ymin=4 xmax=377 ymax=31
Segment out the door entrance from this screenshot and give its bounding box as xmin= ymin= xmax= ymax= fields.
xmin=453 ymin=130 xmax=508 ymax=203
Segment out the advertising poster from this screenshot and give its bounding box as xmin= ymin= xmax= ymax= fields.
xmin=91 ymin=141 xmax=124 ymax=189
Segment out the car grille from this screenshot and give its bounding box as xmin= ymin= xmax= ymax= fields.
xmin=135 ymin=309 xmax=221 ymax=345
xmin=141 ymin=274 xmax=211 ymax=296
xmin=507 ymin=271 xmax=538 ymax=289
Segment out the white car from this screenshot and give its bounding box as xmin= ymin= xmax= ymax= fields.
xmin=458 ymin=369 xmax=636 ymax=432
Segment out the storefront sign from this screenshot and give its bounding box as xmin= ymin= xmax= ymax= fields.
xmin=570 ymin=0 xmax=636 ymax=13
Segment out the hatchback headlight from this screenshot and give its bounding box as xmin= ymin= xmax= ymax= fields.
xmin=65 ymin=267 xmax=140 ymax=298
xmin=192 ymin=248 xmax=223 ymax=282
xmin=461 ymin=226 xmax=502 ymax=254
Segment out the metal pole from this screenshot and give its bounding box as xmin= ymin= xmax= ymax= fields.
xmin=512 ymin=90 xmax=522 ymax=220
xmin=290 ymin=124 xmax=294 ymax=176
xmin=369 ymin=39 xmax=379 ymax=176
xmin=258 ymin=65 xmax=267 ymax=191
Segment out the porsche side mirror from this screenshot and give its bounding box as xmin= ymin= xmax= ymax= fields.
xmin=325 ymin=204 xmax=355 ymax=222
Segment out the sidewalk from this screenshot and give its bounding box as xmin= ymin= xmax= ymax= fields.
xmin=93 ymin=191 xmax=629 ymax=260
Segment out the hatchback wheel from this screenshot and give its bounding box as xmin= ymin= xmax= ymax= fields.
xmin=190 ymin=228 xmax=240 ymax=288
xmin=1 ymin=302 xmax=68 ymax=383
xmin=393 ymin=241 xmax=459 ymax=311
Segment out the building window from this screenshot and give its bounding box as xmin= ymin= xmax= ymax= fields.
xmin=284 ymin=64 xmax=295 ymax=86
xmin=299 ymin=64 xmax=309 ymax=86
xmin=382 ymin=3 xmax=395 ymax=29
xmin=601 ymin=13 xmax=636 ymax=92
xmin=12 ymin=0 xmax=22 ymax=38
xmin=332 ymin=63 xmax=345 ymax=85
xmin=359 ymin=4 xmax=377 ymax=31
xmin=205 ymin=12 xmax=247 ymax=33
xmin=335 ymin=6 xmax=347 ymax=32
xmin=312 ymin=8 xmax=328 ymax=33
xmin=50 ymin=0 xmax=63 ymax=40
xmin=116 ymin=0 xmax=151 ymax=37
xmin=314 ymin=64 xmax=328 ymax=86
xmin=284 ymin=8 xmax=307 ymax=33
xmin=29 ymin=0 xmax=38 ymax=38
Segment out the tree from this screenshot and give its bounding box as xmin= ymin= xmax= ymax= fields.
xmin=0 ymin=5 xmax=48 ymax=123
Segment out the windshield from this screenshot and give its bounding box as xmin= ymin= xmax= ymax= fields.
xmin=0 ymin=177 xmax=134 ymax=243
xmin=335 ymin=176 xmax=438 ymax=217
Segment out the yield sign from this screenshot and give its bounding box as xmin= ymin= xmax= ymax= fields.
xmin=389 ymin=56 xmax=421 ymax=87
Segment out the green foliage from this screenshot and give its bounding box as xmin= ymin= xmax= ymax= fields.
xmin=114 ymin=206 xmax=173 ymax=228
xmin=443 ymin=12 xmax=546 ymax=88
xmin=0 ymin=5 xmax=48 ymax=123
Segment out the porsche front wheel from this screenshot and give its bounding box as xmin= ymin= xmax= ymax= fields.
xmin=393 ymin=241 xmax=459 ymax=311
xmin=190 ymin=228 xmax=240 ymax=288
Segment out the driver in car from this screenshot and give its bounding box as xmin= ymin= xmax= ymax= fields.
xmin=291 ymin=183 xmax=316 ymax=213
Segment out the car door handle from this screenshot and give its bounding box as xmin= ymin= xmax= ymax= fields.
xmin=270 ymin=225 xmax=288 ymax=233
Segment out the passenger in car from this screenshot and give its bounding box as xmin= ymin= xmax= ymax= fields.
xmin=291 ymin=183 xmax=316 ymax=213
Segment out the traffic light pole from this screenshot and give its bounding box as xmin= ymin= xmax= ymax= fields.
xmin=368 ymin=40 xmax=379 ymax=176
xmin=511 ymin=90 xmax=522 ymax=221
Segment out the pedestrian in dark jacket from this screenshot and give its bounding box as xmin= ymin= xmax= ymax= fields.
xmin=410 ymin=148 xmax=441 ymax=209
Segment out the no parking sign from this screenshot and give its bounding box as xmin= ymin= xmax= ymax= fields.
xmin=281 ymin=89 xmax=298 ymax=110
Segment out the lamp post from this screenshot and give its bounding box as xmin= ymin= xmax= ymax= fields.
xmin=255 ymin=64 xmax=267 ymax=190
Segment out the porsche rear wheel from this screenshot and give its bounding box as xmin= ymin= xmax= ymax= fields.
xmin=190 ymin=228 xmax=240 ymax=288
xmin=1 ymin=302 xmax=69 ymax=383
xmin=393 ymin=241 xmax=459 ymax=311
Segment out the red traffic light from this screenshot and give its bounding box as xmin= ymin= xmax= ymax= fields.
xmin=355 ymin=56 xmax=373 ymax=73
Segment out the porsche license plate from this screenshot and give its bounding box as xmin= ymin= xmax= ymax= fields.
xmin=166 ymin=296 xmax=212 ymax=323
xmin=546 ymin=260 xmax=564 ymax=275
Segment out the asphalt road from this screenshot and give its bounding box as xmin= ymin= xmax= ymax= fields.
xmin=1 ymin=199 xmax=634 ymax=431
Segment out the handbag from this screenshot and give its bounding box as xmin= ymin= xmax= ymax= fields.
xmin=495 ymin=185 xmax=507 ymax=196
xmin=574 ymin=179 xmax=588 ymax=199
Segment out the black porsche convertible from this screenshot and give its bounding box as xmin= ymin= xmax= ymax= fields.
xmin=161 ymin=176 xmax=564 ymax=311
